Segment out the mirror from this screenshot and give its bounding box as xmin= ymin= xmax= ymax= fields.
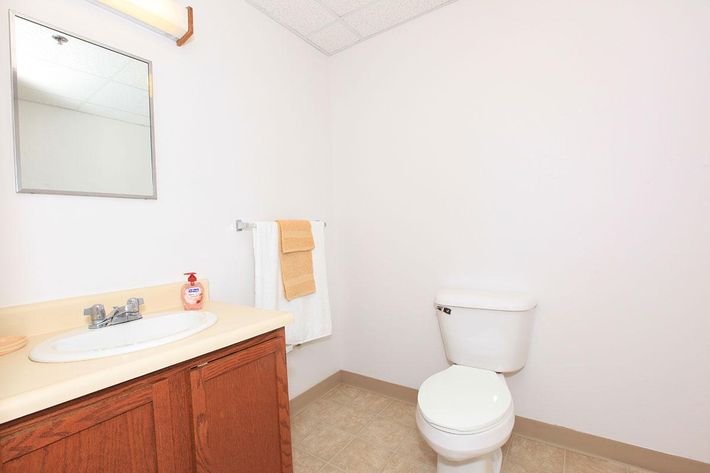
xmin=10 ymin=13 xmax=156 ymax=199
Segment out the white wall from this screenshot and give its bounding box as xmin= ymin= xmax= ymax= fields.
xmin=18 ymin=101 xmax=153 ymax=195
xmin=0 ymin=0 xmax=340 ymax=397
xmin=329 ymin=0 xmax=710 ymax=463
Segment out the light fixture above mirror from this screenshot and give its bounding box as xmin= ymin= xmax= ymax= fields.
xmin=86 ymin=0 xmax=194 ymax=47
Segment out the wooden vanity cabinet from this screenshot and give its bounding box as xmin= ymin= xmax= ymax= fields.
xmin=0 ymin=329 xmax=293 ymax=473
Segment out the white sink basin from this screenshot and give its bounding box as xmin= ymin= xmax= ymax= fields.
xmin=30 ymin=311 xmax=218 ymax=363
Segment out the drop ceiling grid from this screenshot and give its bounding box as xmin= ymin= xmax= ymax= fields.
xmin=310 ymin=0 xmax=364 ymax=53
xmin=244 ymin=0 xmax=461 ymax=55
xmin=15 ymin=18 xmax=150 ymax=125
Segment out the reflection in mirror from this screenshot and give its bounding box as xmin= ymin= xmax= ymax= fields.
xmin=11 ymin=14 xmax=156 ymax=199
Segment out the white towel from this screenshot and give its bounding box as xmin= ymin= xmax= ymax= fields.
xmin=253 ymin=221 xmax=332 ymax=346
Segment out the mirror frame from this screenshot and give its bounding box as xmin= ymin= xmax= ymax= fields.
xmin=9 ymin=11 xmax=158 ymax=200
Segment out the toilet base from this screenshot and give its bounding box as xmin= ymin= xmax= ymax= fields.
xmin=437 ymin=448 xmax=502 ymax=473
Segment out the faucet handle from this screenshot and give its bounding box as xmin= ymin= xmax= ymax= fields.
xmin=126 ymin=297 xmax=144 ymax=312
xmin=84 ymin=304 xmax=106 ymax=322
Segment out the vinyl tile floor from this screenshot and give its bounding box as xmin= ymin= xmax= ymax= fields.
xmin=291 ymin=383 xmax=657 ymax=473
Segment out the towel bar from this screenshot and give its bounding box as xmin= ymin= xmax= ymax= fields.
xmin=234 ymin=219 xmax=326 ymax=232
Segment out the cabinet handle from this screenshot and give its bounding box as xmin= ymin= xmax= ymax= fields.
xmin=195 ymin=362 xmax=209 ymax=368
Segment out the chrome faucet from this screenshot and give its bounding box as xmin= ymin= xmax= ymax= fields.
xmin=84 ymin=297 xmax=144 ymax=329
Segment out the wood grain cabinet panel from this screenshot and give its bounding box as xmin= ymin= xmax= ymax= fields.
xmin=190 ymin=337 xmax=293 ymax=473
xmin=0 ymin=383 xmax=166 ymax=473
xmin=0 ymin=328 xmax=292 ymax=473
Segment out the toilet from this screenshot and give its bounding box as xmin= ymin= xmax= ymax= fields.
xmin=416 ymin=289 xmax=536 ymax=473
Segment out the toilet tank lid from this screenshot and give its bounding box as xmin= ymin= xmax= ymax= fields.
xmin=435 ymin=289 xmax=536 ymax=311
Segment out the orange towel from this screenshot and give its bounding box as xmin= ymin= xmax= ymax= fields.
xmin=277 ymin=220 xmax=316 ymax=300
xmin=279 ymin=220 xmax=315 ymax=253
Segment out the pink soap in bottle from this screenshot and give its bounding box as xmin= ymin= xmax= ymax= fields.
xmin=181 ymin=272 xmax=204 ymax=310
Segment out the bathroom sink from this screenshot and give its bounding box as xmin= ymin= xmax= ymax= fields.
xmin=29 ymin=311 xmax=218 ymax=363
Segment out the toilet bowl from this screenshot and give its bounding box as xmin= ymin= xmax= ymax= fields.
xmin=417 ymin=365 xmax=514 ymax=473
xmin=417 ymin=289 xmax=536 ymax=473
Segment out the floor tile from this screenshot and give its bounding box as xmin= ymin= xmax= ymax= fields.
xmin=502 ymin=435 xmax=564 ymax=473
xmin=358 ymin=417 xmax=411 ymax=450
xmin=296 ymin=384 xmax=652 ymax=473
xmin=501 ymin=434 xmax=513 ymax=457
xmin=323 ymin=384 xmax=364 ymax=405
xmin=292 ymin=410 xmax=324 ymax=447
xmin=325 ymin=384 xmax=394 ymax=417
xmin=395 ymin=428 xmax=437 ymax=466
xmin=565 ymin=451 xmax=628 ymax=473
xmin=349 ymin=389 xmax=394 ymax=416
xmin=293 ymin=447 xmax=326 ymax=473
xmin=327 ymin=402 xmax=374 ymax=435
xmin=300 ymin=424 xmax=354 ymax=462
xmin=330 ymin=437 xmax=393 ymax=473
xmin=320 ymin=465 xmax=345 ymax=473
xmin=381 ymin=452 xmax=436 ymax=473
xmin=380 ymin=400 xmax=417 ymax=429
xmin=298 ymin=398 xmax=343 ymax=427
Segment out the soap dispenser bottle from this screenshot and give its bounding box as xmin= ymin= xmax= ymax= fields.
xmin=181 ymin=272 xmax=204 ymax=310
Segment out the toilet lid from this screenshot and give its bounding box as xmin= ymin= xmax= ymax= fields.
xmin=418 ymin=365 xmax=512 ymax=434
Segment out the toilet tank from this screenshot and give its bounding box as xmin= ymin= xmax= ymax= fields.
xmin=435 ymin=289 xmax=536 ymax=373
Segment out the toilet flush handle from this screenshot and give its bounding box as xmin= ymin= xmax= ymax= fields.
xmin=436 ymin=305 xmax=452 ymax=315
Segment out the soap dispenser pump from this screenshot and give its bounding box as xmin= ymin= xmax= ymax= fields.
xmin=181 ymin=272 xmax=204 ymax=310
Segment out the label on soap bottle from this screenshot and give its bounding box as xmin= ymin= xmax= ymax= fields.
xmin=185 ymin=286 xmax=202 ymax=303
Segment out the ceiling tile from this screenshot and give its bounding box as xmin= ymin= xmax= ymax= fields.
xmin=15 ymin=17 xmax=130 ymax=79
xmin=16 ymin=56 xmax=107 ymax=102
xmin=318 ymin=0 xmax=376 ymax=16
xmin=79 ymin=103 xmax=150 ymax=126
xmin=18 ymin=85 xmax=83 ymax=110
xmin=308 ymin=22 xmax=360 ymax=54
xmin=247 ymin=0 xmax=338 ymax=35
xmin=343 ymin=0 xmax=448 ymax=38
xmin=87 ymin=81 xmax=150 ymax=117
xmin=245 ymin=0 xmax=460 ymax=54
xmin=113 ymin=60 xmax=150 ymax=91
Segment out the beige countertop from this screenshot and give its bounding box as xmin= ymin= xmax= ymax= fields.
xmin=0 ymin=289 xmax=292 ymax=424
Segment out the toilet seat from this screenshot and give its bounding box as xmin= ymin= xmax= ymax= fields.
xmin=418 ymin=365 xmax=513 ymax=435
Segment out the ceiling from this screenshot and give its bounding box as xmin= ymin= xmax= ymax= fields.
xmin=245 ymin=0 xmax=458 ymax=55
xmin=14 ymin=17 xmax=150 ymax=126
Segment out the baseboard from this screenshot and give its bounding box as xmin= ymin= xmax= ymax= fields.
xmin=341 ymin=370 xmax=418 ymax=404
xmin=289 ymin=371 xmax=342 ymax=415
xmin=291 ymin=370 xmax=709 ymax=473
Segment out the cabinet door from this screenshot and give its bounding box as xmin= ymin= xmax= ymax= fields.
xmin=189 ymin=336 xmax=293 ymax=473
xmin=0 ymin=380 xmax=177 ymax=473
